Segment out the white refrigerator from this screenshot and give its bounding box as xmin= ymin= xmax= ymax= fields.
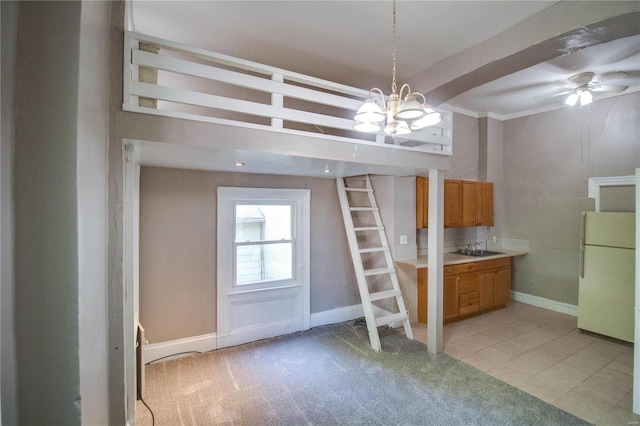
xmin=578 ymin=212 xmax=636 ymax=342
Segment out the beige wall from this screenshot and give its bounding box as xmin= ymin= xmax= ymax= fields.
xmin=139 ymin=167 xmax=358 ymax=343
xmin=503 ymin=92 xmax=640 ymax=305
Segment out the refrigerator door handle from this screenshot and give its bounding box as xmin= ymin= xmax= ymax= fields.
xmin=580 ymin=212 xmax=586 ymax=279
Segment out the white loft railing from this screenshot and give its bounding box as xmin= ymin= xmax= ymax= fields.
xmin=123 ymin=32 xmax=452 ymax=154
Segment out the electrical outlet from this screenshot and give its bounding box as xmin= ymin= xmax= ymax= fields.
xmin=492 ymin=236 xmax=497 ymax=244
xmin=400 ymin=235 xmax=408 ymax=245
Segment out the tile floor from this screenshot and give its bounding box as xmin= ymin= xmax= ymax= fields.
xmin=412 ymin=301 xmax=640 ymax=425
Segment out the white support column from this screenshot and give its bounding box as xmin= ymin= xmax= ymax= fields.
xmin=271 ymin=73 xmax=284 ymax=128
xmin=633 ymin=168 xmax=639 ymax=414
xmin=427 ymin=169 xmax=444 ymax=354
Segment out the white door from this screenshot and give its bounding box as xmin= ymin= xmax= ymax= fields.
xmin=217 ymin=187 xmax=310 ymax=348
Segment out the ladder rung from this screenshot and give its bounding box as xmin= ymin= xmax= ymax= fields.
xmin=364 ymin=267 xmax=395 ymax=277
xmin=354 ymin=226 xmax=383 ymax=232
xmin=350 ymin=207 xmax=378 ymax=211
xmin=369 ymin=289 xmax=401 ymax=302
xmin=359 ymin=247 xmax=389 ymax=254
xmin=375 ymin=312 xmax=409 ymax=327
xmin=345 ymin=187 xmax=373 ymax=193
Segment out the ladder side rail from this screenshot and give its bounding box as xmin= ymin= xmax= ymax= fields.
xmin=365 ymin=176 xmax=414 ymax=339
xmin=336 ymin=178 xmax=382 ymax=351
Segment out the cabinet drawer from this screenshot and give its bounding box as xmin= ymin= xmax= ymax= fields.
xmin=459 ymin=292 xmax=479 ymax=315
xmin=479 ymin=257 xmax=510 ymax=271
xmin=458 ymin=263 xmax=478 ymax=273
xmin=444 ymin=265 xmax=459 ymax=276
xmin=458 ymin=275 xmax=479 ymax=294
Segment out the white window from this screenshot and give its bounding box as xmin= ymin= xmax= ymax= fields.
xmin=235 ymin=204 xmax=293 ymax=286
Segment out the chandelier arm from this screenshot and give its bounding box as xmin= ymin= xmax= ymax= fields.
xmin=398 ymin=83 xmax=412 ymax=100
xmin=369 ymin=88 xmax=387 ymax=110
xmin=414 ymin=92 xmax=427 ymax=104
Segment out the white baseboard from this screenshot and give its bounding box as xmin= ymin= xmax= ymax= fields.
xmin=511 ymin=290 xmax=578 ymax=317
xmin=310 ymin=304 xmax=364 ymax=327
xmin=144 ymin=304 xmax=396 ymax=363
xmin=144 ymin=332 xmax=217 ymax=364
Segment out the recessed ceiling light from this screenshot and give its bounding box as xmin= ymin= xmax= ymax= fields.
xmin=235 ymin=162 xmax=245 ymax=167
xmin=324 ymin=167 xmax=332 ymax=173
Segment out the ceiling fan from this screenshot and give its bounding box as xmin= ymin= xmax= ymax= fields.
xmin=544 ymin=71 xmax=630 ymax=106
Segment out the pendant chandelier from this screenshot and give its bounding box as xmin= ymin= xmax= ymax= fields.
xmin=353 ymin=0 xmax=441 ymax=136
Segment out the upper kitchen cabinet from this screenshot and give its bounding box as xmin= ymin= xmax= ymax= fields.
xmin=477 ymin=182 xmax=494 ymax=226
xmin=444 ymin=180 xmax=462 ymax=227
xmin=416 ymin=177 xmax=429 ymax=228
xmin=416 ymin=178 xmax=493 ymax=228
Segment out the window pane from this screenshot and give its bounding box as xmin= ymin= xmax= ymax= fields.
xmin=235 ymin=204 xmax=291 ymax=242
xmin=236 ymin=243 xmax=292 ymax=285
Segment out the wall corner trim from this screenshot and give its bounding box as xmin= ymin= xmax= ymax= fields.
xmin=511 ymin=290 xmax=578 ymax=317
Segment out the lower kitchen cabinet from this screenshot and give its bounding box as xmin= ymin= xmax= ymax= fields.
xmin=443 ymin=274 xmax=459 ymax=321
xmin=417 ymin=257 xmax=511 ymax=324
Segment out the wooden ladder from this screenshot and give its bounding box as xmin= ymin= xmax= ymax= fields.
xmin=337 ymin=175 xmax=413 ymax=351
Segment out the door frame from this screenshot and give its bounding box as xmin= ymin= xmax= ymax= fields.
xmin=216 ymin=187 xmax=311 ymax=349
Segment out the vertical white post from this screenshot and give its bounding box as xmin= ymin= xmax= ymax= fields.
xmin=427 ymin=169 xmax=444 ymax=354
xmin=271 ymin=73 xmax=284 ymax=128
xmin=633 ymin=168 xmax=639 ymax=414
xmin=123 ymin=142 xmax=140 ymax=423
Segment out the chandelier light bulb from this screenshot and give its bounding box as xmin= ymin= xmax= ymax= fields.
xmin=353 ymin=121 xmax=381 ymax=133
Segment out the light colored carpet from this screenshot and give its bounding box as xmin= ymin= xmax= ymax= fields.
xmin=136 ymin=321 xmax=590 ymax=425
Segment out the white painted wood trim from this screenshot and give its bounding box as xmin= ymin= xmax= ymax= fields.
xmin=511 ymin=290 xmax=578 ymax=317
xmin=633 ymin=168 xmax=640 ymax=414
xmin=310 ymin=304 xmax=365 ymax=328
xmin=587 ymin=175 xmax=635 ymax=212
xmin=143 ymin=332 xmax=218 ymax=364
xmin=427 ymin=170 xmax=444 ymax=355
xmin=142 ymin=304 xmax=401 ymax=364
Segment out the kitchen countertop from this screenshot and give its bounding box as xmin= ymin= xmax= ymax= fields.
xmin=395 ymin=249 xmax=527 ymax=269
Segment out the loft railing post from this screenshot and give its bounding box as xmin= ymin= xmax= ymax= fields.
xmin=123 ymin=33 xmax=139 ymax=108
xmin=271 ymin=73 xmax=283 ymax=129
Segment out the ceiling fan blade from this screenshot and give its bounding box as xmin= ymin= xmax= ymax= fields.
xmin=597 ymin=71 xmax=630 ymax=82
xmin=534 ymin=90 xmax=573 ymax=100
xmin=592 ymin=84 xmax=628 ymax=93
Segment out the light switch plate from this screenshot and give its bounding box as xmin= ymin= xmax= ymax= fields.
xmin=400 ymin=235 xmax=408 ymax=245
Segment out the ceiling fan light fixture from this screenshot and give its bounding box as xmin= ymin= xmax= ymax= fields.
xmin=565 ymin=90 xmax=579 ymax=106
xmin=579 ymin=89 xmax=593 ymax=106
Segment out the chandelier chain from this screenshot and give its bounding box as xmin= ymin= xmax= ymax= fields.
xmin=391 ymin=0 xmax=397 ymax=94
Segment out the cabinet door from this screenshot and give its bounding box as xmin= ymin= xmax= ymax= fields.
xmin=416 ymin=177 xmax=429 ymax=228
xmin=417 ymin=268 xmax=427 ymax=324
xmin=477 ymin=182 xmax=494 ymax=226
xmin=494 ymin=267 xmax=511 ymax=305
xmin=478 ymin=270 xmax=495 ymax=309
xmin=443 ymin=275 xmax=459 ymax=320
xmin=444 ymin=180 xmax=461 ymax=228
xmin=461 ymin=181 xmax=478 ymax=226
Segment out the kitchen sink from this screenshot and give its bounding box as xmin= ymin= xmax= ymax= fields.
xmin=452 ymin=249 xmax=504 ymax=257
